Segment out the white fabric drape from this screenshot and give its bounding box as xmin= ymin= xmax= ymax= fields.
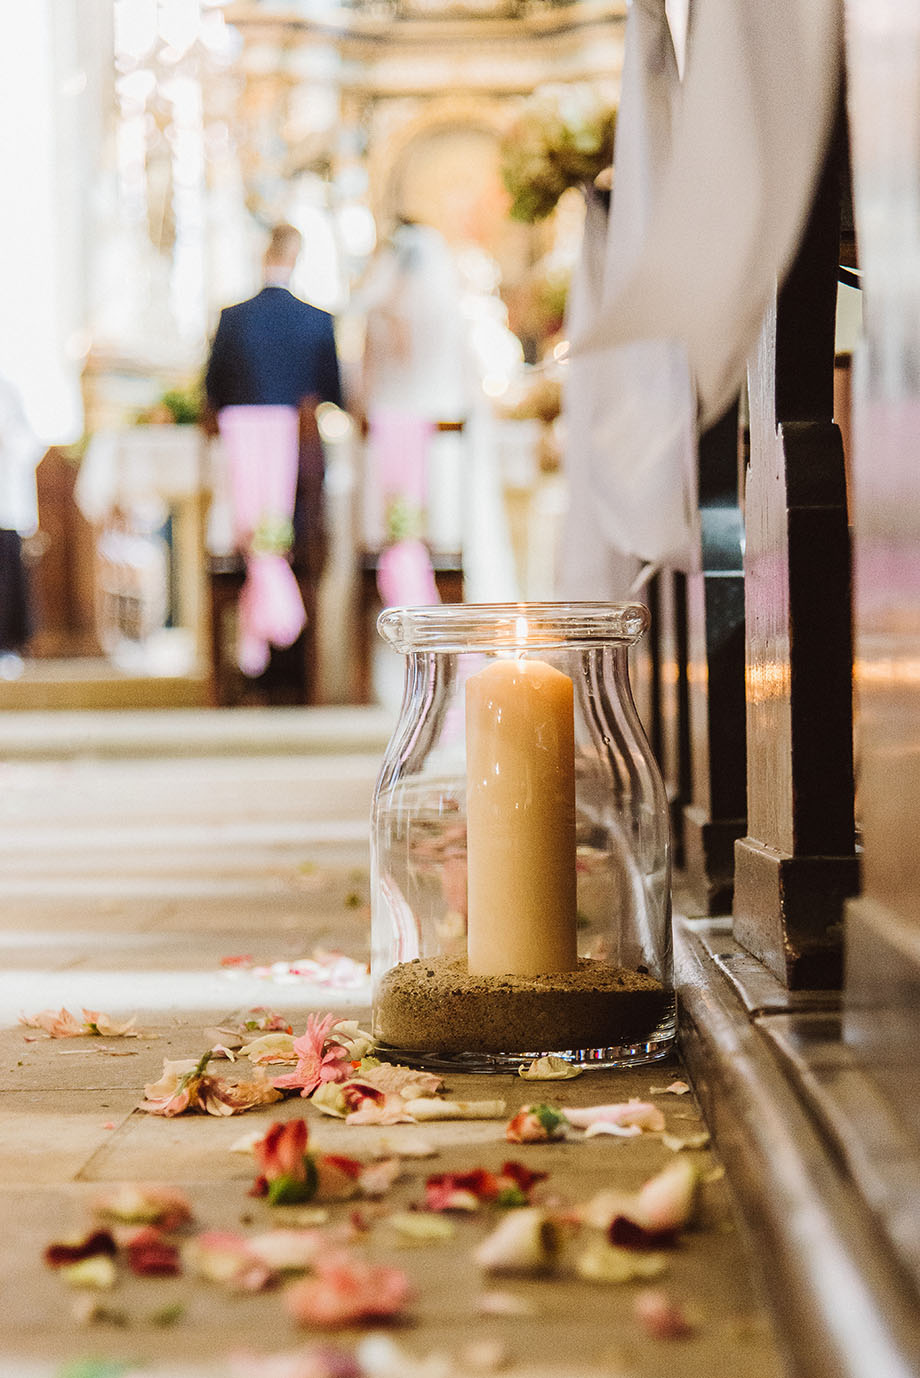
xmin=562 ymin=0 xmax=696 ymax=579
xmin=578 ymin=0 xmax=841 ymax=430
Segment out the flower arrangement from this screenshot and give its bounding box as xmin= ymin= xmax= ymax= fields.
xmin=501 ymin=83 xmax=617 ymax=223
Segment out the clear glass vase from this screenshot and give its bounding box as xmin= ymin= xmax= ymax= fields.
xmin=370 ymin=602 xmax=675 ymax=1072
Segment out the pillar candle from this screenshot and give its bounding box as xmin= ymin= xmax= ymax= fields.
xmin=465 ymin=656 xmax=578 ymax=976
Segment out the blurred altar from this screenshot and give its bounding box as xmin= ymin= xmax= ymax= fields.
xmin=0 ymin=0 xmax=627 ymax=708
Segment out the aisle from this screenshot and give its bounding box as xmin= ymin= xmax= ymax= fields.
xmin=0 ymin=719 xmax=782 ymax=1377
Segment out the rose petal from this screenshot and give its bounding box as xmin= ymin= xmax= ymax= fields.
xmin=82 ymin=1009 xmax=140 ymax=1038
xmin=125 ymin=1227 xmax=182 ymax=1276
xmin=583 ymin=1122 xmax=643 ymax=1139
xmin=406 ymin=1099 xmax=506 ymax=1121
xmin=474 ymin=1208 xmax=560 ymax=1276
xmin=564 ymin=1100 xmax=665 ymax=1132
xmin=44 ymin=1230 xmax=118 ymax=1268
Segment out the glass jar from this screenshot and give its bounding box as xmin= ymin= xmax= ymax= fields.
xmin=371 ymin=602 xmax=674 ymax=1072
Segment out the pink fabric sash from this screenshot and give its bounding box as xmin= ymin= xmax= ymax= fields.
xmin=376 ymin=538 xmax=439 ymax=608
xmin=218 ymin=405 xmax=306 ymax=677
xmin=368 ymin=408 xmax=440 ymax=608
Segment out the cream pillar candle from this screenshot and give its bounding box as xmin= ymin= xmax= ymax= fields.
xmin=465 ymin=656 xmax=578 ymax=976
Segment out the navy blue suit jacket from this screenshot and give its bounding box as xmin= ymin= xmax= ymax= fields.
xmin=204 ymin=286 xmax=342 ymax=412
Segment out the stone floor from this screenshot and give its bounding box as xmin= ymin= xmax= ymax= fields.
xmin=0 ymin=710 xmax=784 ymax=1378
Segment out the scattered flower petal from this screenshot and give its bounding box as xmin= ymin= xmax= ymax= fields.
xmin=563 ymin=1100 xmax=665 ymax=1133
xmin=198 ymin=1075 xmax=285 ymax=1117
xmin=245 ymin=1229 xmax=327 ymax=1273
xmin=185 ymin=1231 xmax=272 ymax=1292
xmin=241 ymin=1008 xmax=294 ymax=1034
xmin=389 ymin=1212 xmax=456 ymax=1245
xmin=583 ymin=1122 xmax=643 ymax=1139
xmin=634 ymin=1287 xmax=696 ymax=1338
xmin=314 ymin=1154 xmax=363 ymax=1203
xmin=125 ymin=1227 xmax=182 ymax=1276
xmin=425 ymin=1168 xmax=499 ymax=1212
xmin=19 ymin=1008 xmax=85 ymax=1038
xmin=406 ymin=1098 xmax=506 ymax=1121
xmin=60 ymin=1255 xmax=118 ymax=1290
xmin=518 ymin=1056 xmax=583 ymax=1080
xmin=331 ymin=1020 xmax=376 ymax=1060
xmin=474 ymin=1207 xmax=560 ymax=1276
xmin=576 ymin=1239 xmax=669 ymax=1284
xmin=358 ymin=1157 xmax=400 ymax=1199
xmin=311 ymin=1081 xmax=350 ymax=1119
xmin=140 ymin=1052 xmax=283 ymax=1117
xmin=44 ymin=1230 xmax=118 ymax=1269
xmin=662 ymin=1131 xmax=711 ymax=1153
xmin=239 ymin=1033 xmax=297 ymax=1064
xmin=352 ymin=1059 xmax=443 ymax=1100
xmin=286 ymin=1256 xmax=413 ymax=1328
xmin=505 ymin=1104 xmax=566 ymax=1143
xmin=633 ymin=1157 xmax=699 ymax=1233
xmin=209 ymin=1044 xmax=237 ymax=1061
xmin=21 ymin=1007 xmax=141 ymax=1039
xmin=93 ymin=1184 xmax=192 ymax=1231
xmin=343 ymin=1085 xmax=415 ymax=1127
xmin=649 ymin=1080 xmax=691 ymax=1096
xmin=82 ymin=1010 xmax=140 ymax=1038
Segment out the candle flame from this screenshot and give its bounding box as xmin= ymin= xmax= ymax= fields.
xmin=514 ymin=616 xmax=529 ymax=647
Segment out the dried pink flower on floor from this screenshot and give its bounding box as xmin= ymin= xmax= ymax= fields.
xmin=140 ymin=1052 xmax=283 ymax=1118
xmin=350 ymin=1060 xmax=443 ymax=1100
xmin=286 ymin=1256 xmax=412 ymax=1328
xmin=505 ymin=1104 xmax=567 ymax=1143
xmin=424 ymin=1162 xmax=546 ymax=1212
xmin=19 ymin=1007 xmax=140 ymax=1039
xmin=272 ymin=1014 xmax=353 ymax=1097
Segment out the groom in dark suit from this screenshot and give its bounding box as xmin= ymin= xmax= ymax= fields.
xmin=204 ymin=223 xmax=342 ymax=416
xmin=203 ymin=223 xmax=343 ymax=703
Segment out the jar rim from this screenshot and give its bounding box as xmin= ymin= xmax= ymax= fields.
xmin=377 ymin=601 xmax=650 ymax=653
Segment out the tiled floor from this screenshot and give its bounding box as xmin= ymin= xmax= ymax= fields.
xmin=0 ymin=711 xmax=782 ymax=1378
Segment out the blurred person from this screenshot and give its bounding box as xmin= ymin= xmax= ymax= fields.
xmin=0 ymin=374 xmax=44 ymax=677
xmin=203 ymin=223 xmax=343 ymax=691
xmin=356 ymin=218 xmax=470 ymax=562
